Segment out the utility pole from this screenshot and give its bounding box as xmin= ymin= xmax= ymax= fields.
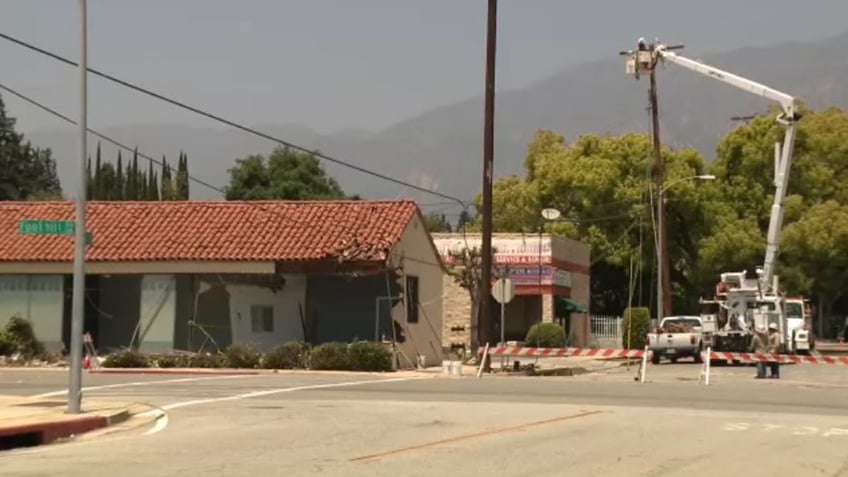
xmin=479 ymin=0 xmax=497 ymax=349
xmin=648 ymin=52 xmax=672 ymax=321
xmin=68 ymin=0 xmax=88 ymax=414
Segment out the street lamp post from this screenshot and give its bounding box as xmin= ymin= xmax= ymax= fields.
xmin=656 ymin=174 xmax=715 ymax=323
xmin=539 ymin=208 xmax=561 ymax=322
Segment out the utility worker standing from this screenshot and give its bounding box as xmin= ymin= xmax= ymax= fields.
xmin=766 ymin=323 xmax=781 ymax=379
xmin=749 ymin=327 xmax=768 ymax=379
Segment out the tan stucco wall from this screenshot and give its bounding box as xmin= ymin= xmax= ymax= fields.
xmin=388 ymin=214 xmax=444 ymax=368
xmin=552 ymin=235 xmax=591 ymax=347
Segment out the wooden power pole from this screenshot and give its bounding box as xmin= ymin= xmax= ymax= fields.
xmin=479 ymin=0 xmax=498 ymax=349
xmin=648 ymin=52 xmax=672 ymax=319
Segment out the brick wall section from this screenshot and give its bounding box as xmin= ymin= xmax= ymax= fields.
xmin=442 ymin=274 xmax=472 ymax=350
xmin=542 ymin=294 xmax=553 ymax=323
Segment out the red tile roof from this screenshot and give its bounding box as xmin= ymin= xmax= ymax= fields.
xmin=0 ymin=200 xmax=419 ymax=263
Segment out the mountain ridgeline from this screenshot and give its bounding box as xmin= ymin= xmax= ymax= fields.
xmin=26 ymin=32 xmax=848 ymax=204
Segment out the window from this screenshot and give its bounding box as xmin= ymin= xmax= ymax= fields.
xmin=405 ymin=276 xmax=419 ymax=323
xmin=250 ymin=305 xmax=274 ymax=333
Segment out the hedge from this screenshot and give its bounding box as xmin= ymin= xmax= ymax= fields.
xmin=524 ymin=322 xmax=566 ymax=348
xmin=263 ymin=341 xmax=311 ymax=370
xmin=99 ymin=340 xmax=395 ymax=372
xmin=622 ymin=307 xmax=651 ymax=350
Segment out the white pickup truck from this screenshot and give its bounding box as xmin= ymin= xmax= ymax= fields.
xmin=648 ymin=316 xmax=704 ymax=364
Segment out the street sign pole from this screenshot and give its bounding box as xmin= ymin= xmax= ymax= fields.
xmin=500 ymin=286 xmax=506 ymax=369
xmin=492 ymin=277 xmax=515 ymax=370
xmin=68 ymin=0 xmax=88 ymax=414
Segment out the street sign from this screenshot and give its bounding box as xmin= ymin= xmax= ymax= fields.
xmin=18 ymin=220 xmax=93 ymax=245
xmin=18 ymin=220 xmax=75 ymax=235
xmin=491 ymin=277 xmax=515 ymax=304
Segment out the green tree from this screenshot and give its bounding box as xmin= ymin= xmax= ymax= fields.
xmin=225 ymin=146 xmax=350 ymax=200
xmin=160 ymin=155 xmax=175 ymax=200
xmin=481 ymin=129 xmax=710 ymax=314
xmin=127 ymin=149 xmax=139 ymax=200
xmin=146 ymin=161 xmax=159 ymax=200
xmin=93 ymin=142 xmax=103 ymax=199
xmin=115 ymin=151 xmax=124 ymax=199
xmin=781 ymin=201 xmax=848 ymax=335
xmin=176 ymin=151 xmax=190 ymax=200
xmin=0 ymin=94 xmax=63 ymax=200
xmin=423 ymin=212 xmax=452 ymax=232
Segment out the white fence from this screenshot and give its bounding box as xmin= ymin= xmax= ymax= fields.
xmin=590 ymin=315 xmax=623 ymax=349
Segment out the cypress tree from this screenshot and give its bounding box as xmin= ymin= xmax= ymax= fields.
xmin=160 ymin=155 xmax=175 ymax=200
xmin=128 ymin=148 xmax=139 ymax=199
xmin=147 ymin=160 xmax=157 ymax=200
xmin=93 ymin=142 xmax=102 ymax=199
xmin=85 ymin=156 xmax=92 ymax=199
xmin=115 ymin=150 xmax=124 ymax=200
xmin=176 ymin=151 xmax=189 ymax=200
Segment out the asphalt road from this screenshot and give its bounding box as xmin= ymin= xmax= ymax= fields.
xmin=2 ymin=364 xmax=847 ymax=477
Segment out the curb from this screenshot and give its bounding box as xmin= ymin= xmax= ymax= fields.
xmin=88 ymin=368 xmax=435 ymax=377
xmin=89 ymin=368 xmax=261 ymax=376
xmin=0 ymin=407 xmax=130 ymax=448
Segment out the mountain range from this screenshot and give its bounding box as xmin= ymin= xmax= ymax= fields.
xmin=24 ymin=31 xmax=848 ymax=215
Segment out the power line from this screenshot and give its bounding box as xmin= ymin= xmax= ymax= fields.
xmin=0 ymin=82 xmax=226 ymax=197
xmin=0 ymin=80 xmax=457 ymax=270
xmin=0 ymin=32 xmax=467 ymax=206
xmin=0 ymin=81 xmax=642 ymax=276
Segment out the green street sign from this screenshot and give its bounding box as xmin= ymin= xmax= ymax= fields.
xmin=18 ymin=220 xmax=94 ymax=246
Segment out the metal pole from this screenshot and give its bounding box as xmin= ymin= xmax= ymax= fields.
xmin=538 ymin=225 xmax=543 ymax=321
xmin=479 ymin=0 xmax=497 ymax=349
xmin=68 ymin=0 xmax=87 ymax=414
xmin=500 ymin=285 xmax=506 ymax=369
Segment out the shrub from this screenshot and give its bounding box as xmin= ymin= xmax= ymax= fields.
xmin=524 ymin=322 xmax=566 ymax=348
xmin=222 ymin=344 xmax=262 ymax=369
xmin=308 ymin=342 xmax=352 ymax=370
xmin=102 ymin=349 xmax=150 ymax=368
xmin=2 ymin=315 xmax=45 ymax=358
xmin=263 ymin=341 xmax=310 ymax=370
xmin=187 ymin=352 xmax=225 ymax=368
xmin=0 ymin=330 xmax=15 ymax=356
xmin=622 ymin=307 xmax=651 ymax=350
xmin=348 ymin=341 xmax=393 ymax=372
xmin=154 ymin=353 xmax=190 ymax=368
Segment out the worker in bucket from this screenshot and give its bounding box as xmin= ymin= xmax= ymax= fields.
xmin=766 ymin=323 xmax=781 ymax=379
xmin=749 ymin=327 xmax=768 ymax=379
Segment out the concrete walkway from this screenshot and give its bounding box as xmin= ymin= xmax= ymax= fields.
xmin=0 ymin=395 xmax=132 ymax=449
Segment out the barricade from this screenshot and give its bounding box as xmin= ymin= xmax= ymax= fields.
xmin=698 ymin=349 xmax=848 ymax=385
xmin=478 ymin=345 xmax=652 ymax=382
xmin=483 ymin=346 xmax=648 ymax=359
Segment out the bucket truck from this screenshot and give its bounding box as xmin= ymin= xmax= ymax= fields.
xmin=621 ymin=40 xmax=810 ymax=355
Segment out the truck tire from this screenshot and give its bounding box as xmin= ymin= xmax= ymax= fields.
xmin=694 ymin=346 xmax=704 ymax=364
xmin=651 ymin=353 xmax=660 ymax=365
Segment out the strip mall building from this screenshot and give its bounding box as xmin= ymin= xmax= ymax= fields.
xmin=432 ymin=233 xmax=591 ymax=352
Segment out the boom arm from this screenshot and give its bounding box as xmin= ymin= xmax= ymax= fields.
xmin=656 ymin=48 xmax=797 ymax=120
xmin=625 ymin=41 xmax=801 ymax=294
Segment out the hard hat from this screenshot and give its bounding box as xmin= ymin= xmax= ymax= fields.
xmin=768 ymin=323 xmax=779 ymax=330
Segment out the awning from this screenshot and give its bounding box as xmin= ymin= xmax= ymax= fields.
xmin=556 ymin=296 xmax=588 ymax=313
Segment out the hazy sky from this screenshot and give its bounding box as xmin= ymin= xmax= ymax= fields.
xmin=1 ymin=0 xmax=846 ymax=135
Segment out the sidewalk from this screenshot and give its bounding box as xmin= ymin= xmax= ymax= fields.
xmin=0 ymin=396 xmax=132 ymax=449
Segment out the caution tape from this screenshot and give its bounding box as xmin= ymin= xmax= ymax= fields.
xmin=482 ymin=346 xmax=647 ymax=359
xmin=709 ymin=351 xmax=848 ymax=365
